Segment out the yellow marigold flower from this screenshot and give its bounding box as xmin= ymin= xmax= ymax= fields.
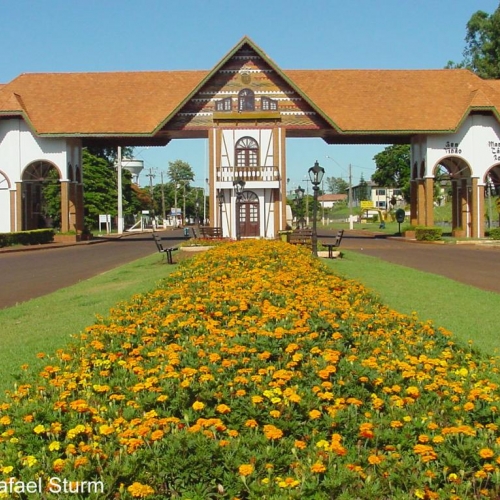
xmin=269 ymin=410 xmax=281 ymax=418
xmin=406 ymin=386 xmax=420 ymax=398
xmin=418 ymin=434 xmax=430 ymax=443
xmin=127 ymin=482 xmax=155 ymax=498
xmin=99 ymin=424 xmax=115 ymax=436
xmin=216 ymin=404 xmax=231 ymax=414
xmin=157 ymin=395 xmax=168 ymax=402
xmin=391 ymin=420 xmax=403 ymax=428
xmin=1 ymin=466 xmax=13 ymax=474
xmin=263 ymin=424 xmax=283 ymax=440
xmin=238 ymin=464 xmax=254 ymax=476
xmin=0 ymin=416 xmax=11 ymax=425
xmin=48 ymin=441 xmax=60 ymax=451
xmin=475 ymin=470 xmax=488 ymax=479
xmin=479 ymin=448 xmax=495 ymax=459
xmin=432 ymin=435 xmax=445 ymax=444
xmin=316 ymin=439 xmax=329 ymax=449
xmin=310 ymin=462 xmax=326 ymax=473
xmin=252 ymin=395 xmax=264 ymax=404
xmin=309 ymin=409 xmax=322 ymax=420
xmin=22 ymin=455 xmax=37 ymax=467
xmin=192 ymin=401 xmax=205 ymax=411
xmin=33 ymin=424 xmax=46 ymax=434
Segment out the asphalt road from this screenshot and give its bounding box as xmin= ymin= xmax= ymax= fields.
xmin=1 ymin=229 xmax=499 ymax=310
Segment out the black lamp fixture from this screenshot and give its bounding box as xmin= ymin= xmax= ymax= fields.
xmin=217 ymin=189 xmax=224 ymax=237
xmin=233 ymin=179 xmax=246 ymax=240
xmin=308 ymin=160 xmax=325 ymax=256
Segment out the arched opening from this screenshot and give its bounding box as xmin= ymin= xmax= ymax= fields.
xmin=433 ymin=157 xmax=472 ymax=235
xmin=21 ymin=161 xmax=61 ymax=230
xmin=484 ymin=164 xmax=500 ymax=228
xmin=0 ymin=171 xmax=11 ymax=233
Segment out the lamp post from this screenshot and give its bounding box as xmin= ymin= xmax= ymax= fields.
xmin=294 ymin=185 xmax=305 ymax=229
xmin=308 ymin=160 xmax=325 ymax=256
xmin=195 ymin=198 xmax=200 ymax=229
xmin=217 ymin=189 xmax=224 ymax=236
xmin=233 ymin=179 xmax=246 ymax=240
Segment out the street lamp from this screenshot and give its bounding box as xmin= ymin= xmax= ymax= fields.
xmin=294 ymin=185 xmax=305 ymax=229
xmin=308 ymin=160 xmax=325 ymax=256
xmin=233 ymin=179 xmax=246 ymax=240
xmin=217 ymin=189 xmax=224 ymax=236
xmin=195 ymin=198 xmax=200 ymax=229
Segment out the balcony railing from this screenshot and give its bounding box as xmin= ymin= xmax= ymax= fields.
xmin=217 ymin=166 xmax=279 ymax=183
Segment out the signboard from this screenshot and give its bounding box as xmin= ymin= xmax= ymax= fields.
xmin=360 ymin=201 xmax=374 ymax=209
xmin=170 ymin=208 xmax=182 ymax=216
xmin=99 ymin=214 xmax=111 ymax=234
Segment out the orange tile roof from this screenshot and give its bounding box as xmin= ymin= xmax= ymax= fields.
xmin=0 ymin=70 xmax=208 ymax=135
xmin=1 ymin=37 xmax=500 ymax=139
xmin=284 ymin=68 xmax=500 ymax=133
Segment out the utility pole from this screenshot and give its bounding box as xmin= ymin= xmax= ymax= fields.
xmin=160 ymin=172 xmax=166 ymax=221
xmin=117 ymin=146 xmax=123 ymax=234
xmin=348 ymin=164 xmax=353 ymax=230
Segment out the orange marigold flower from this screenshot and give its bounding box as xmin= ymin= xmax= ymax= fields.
xmin=238 ymin=464 xmax=254 ymax=476
xmin=294 ymin=440 xmax=306 ymax=449
xmin=479 ymin=448 xmax=495 ymax=459
xmin=150 ymin=430 xmax=164 ymax=441
xmin=309 ymin=409 xmax=322 ymax=420
xmin=263 ymin=424 xmax=283 ymax=440
xmin=245 ymin=419 xmax=258 ymax=428
xmin=216 ymin=404 xmax=231 ymax=414
xmin=368 ymin=454 xmax=385 ymax=465
xmin=310 ymin=462 xmax=327 ymax=473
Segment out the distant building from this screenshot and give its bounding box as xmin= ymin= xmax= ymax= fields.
xmin=351 ymin=181 xmax=404 ymax=210
xmin=318 ymin=193 xmax=347 ymax=208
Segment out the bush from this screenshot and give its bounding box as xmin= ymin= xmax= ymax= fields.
xmin=415 ymin=225 xmax=442 ymax=241
xmin=0 ymin=229 xmax=54 ymax=247
xmin=489 ymin=227 xmax=500 ymax=240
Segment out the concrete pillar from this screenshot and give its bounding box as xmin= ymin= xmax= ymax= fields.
xmin=424 ymin=177 xmax=434 ymax=227
xmin=60 ymin=180 xmax=70 ymax=233
xmin=10 ymin=189 xmax=17 ymax=232
xmin=410 ymin=179 xmax=418 ymax=226
xmin=470 ymin=178 xmax=484 ymax=238
xmin=461 ymin=179 xmax=468 ymax=237
xmin=75 ymin=183 xmax=84 ymax=232
xmin=451 ymin=181 xmax=459 ymax=230
xmin=417 ymin=180 xmax=426 ymax=226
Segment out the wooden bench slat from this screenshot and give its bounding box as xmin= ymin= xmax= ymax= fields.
xmin=152 ymin=232 xmax=178 ymax=264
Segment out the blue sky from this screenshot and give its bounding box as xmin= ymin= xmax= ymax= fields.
xmin=2 ymin=0 xmax=499 ymax=189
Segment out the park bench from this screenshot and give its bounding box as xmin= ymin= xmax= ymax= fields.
xmin=199 ymin=226 xmax=222 ymax=239
xmin=289 ymin=228 xmax=313 ymax=247
xmin=152 ymin=232 xmax=178 ymax=264
xmin=320 ymin=229 xmax=344 ymax=258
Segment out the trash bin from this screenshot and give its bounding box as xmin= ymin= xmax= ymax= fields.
xmin=184 ymin=227 xmax=190 ymax=237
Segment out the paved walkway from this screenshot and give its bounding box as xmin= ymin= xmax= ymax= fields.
xmin=1 ymin=229 xmax=499 ymax=310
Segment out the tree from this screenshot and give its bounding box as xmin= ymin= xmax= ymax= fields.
xmin=446 ymin=5 xmax=500 ymax=78
xmin=325 ymin=176 xmax=349 ymax=194
xmin=372 ymin=145 xmax=411 ymax=201
xmin=167 ymin=159 xmax=194 ymax=185
xmin=357 ymin=174 xmax=370 ymax=201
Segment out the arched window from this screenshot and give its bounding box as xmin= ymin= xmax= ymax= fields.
xmin=238 ymin=88 xmax=255 ymax=112
xmin=235 ymin=137 xmax=259 ymax=167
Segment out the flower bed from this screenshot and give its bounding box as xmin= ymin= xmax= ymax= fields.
xmin=1 ymin=240 xmax=500 ymax=498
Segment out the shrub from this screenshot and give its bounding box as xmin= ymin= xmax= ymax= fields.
xmin=0 ymin=229 xmax=54 ymax=247
xmin=0 ymin=240 xmax=499 ymax=498
xmin=415 ymin=225 xmax=442 ymax=241
xmin=489 ymin=227 xmax=500 ymax=240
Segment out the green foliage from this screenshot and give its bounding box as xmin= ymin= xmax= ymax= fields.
xmin=325 ymin=176 xmax=349 ymax=194
xmin=489 ymin=227 xmax=500 ymax=239
xmin=40 ymin=168 xmax=61 ymax=228
xmin=372 ymin=145 xmax=410 ymax=201
xmin=167 ymin=159 xmax=194 ymax=185
xmin=0 ymin=229 xmax=54 ymax=247
xmin=356 ymin=173 xmax=370 ymax=201
xmin=415 ymin=226 xmax=443 ymax=241
xmin=447 ymin=5 xmax=500 ymax=78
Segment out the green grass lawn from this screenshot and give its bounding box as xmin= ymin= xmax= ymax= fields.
xmin=324 ymin=250 xmax=500 ymax=356
xmin=0 ymin=253 xmax=177 ymax=395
